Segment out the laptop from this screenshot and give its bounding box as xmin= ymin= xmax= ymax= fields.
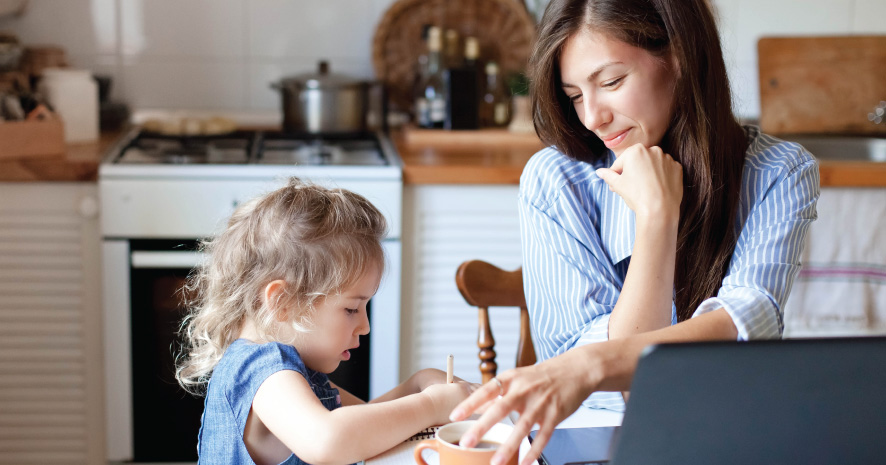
xmin=530 ymin=337 xmax=886 ymax=465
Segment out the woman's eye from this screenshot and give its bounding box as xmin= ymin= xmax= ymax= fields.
xmin=602 ymin=76 xmax=624 ymax=88
xmin=345 ymin=308 xmax=359 ymax=315
xmin=569 ymin=94 xmax=582 ymax=103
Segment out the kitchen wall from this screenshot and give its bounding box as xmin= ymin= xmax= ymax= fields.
xmin=1 ymin=0 xmax=885 ymax=119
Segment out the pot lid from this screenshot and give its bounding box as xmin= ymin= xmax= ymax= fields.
xmin=279 ymin=61 xmax=366 ymax=90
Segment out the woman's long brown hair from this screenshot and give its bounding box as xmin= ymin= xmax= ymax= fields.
xmin=529 ymin=0 xmax=748 ymax=321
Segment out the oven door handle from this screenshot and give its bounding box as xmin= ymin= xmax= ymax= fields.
xmin=130 ymin=251 xmax=206 ymax=269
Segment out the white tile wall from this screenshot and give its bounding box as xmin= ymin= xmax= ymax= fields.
xmin=853 ymin=0 xmax=886 ymax=33
xmin=1 ymin=0 xmax=117 ymax=55
xmin=120 ymin=0 xmax=246 ymax=58
xmin=247 ymin=0 xmax=376 ymax=60
xmin=122 ymin=58 xmax=248 ymax=109
xmin=1 ymin=0 xmax=884 ymax=117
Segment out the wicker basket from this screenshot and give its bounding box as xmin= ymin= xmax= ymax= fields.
xmin=372 ymin=0 xmax=536 ymax=113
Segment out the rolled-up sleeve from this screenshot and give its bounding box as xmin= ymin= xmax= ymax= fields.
xmin=693 ymin=158 xmax=820 ymax=340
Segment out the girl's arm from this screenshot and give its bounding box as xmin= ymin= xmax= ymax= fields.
xmin=252 ymin=371 xmax=474 ymax=465
xmin=328 ymin=382 xmax=366 ymax=406
xmin=369 ymin=368 xmax=454 ymax=404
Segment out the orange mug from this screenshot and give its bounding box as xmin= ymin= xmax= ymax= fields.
xmin=414 ymin=421 xmax=519 ymax=465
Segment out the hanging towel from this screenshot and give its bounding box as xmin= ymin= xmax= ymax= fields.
xmin=784 ymin=188 xmax=886 ymax=337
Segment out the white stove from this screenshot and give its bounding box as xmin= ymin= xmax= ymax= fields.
xmin=99 ymin=127 xmax=403 ymax=462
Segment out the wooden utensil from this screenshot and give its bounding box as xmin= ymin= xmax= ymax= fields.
xmin=758 ymin=36 xmax=886 ymax=136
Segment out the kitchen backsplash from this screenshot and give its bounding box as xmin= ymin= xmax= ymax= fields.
xmin=1 ymin=0 xmax=884 ymax=119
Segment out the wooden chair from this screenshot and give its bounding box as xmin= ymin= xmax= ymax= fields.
xmin=455 ymin=260 xmax=536 ymax=383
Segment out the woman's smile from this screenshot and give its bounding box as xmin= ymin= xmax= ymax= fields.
xmin=601 ymin=128 xmax=631 ymax=149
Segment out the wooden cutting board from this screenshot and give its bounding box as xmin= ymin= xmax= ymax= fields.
xmin=758 ymin=36 xmax=886 ymax=136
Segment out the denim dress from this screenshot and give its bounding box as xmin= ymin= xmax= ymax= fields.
xmin=197 ymin=339 xmax=343 ymax=465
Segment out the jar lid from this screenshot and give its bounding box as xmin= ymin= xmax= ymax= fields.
xmin=278 ymin=61 xmax=366 ymax=90
xmin=41 ymin=67 xmax=92 ymax=80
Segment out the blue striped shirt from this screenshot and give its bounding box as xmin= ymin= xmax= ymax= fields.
xmin=519 ymin=126 xmax=820 ymax=412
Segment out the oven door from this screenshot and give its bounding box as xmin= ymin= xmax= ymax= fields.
xmin=102 ymin=238 xmax=388 ymax=462
xmin=104 ymin=239 xmax=205 ymax=462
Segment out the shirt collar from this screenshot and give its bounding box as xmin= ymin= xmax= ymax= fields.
xmin=595 ymin=150 xmax=635 ymax=265
xmin=600 ymin=193 xmax=635 ymax=265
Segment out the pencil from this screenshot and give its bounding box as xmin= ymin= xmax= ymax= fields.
xmin=446 ymin=354 xmax=454 ymax=383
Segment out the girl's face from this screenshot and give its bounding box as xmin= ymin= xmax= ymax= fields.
xmin=559 ymin=29 xmax=677 ymax=155
xmin=293 ymin=265 xmax=379 ymax=374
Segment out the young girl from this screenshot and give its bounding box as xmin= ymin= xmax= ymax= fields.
xmin=176 ymin=178 xmax=475 ymax=465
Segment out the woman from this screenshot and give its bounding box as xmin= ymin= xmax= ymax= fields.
xmin=449 ymin=0 xmax=819 ymax=463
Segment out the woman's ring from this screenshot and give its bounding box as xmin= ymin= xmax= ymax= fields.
xmin=492 ymin=377 xmax=504 ymax=397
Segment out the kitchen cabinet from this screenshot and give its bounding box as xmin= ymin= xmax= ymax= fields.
xmin=0 ymin=183 xmax=104 ymax=464
xmin=400 ymin=185 xmax=524 ymax=383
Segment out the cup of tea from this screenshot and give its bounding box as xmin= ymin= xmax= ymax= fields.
xmin=413 ymin=421 xmax=518 ymax=465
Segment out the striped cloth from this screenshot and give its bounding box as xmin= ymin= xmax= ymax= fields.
xmin=783 ymin=188 xmax=886 ymax=336
xmin=518 ymin=126 xmax=820 ymax=412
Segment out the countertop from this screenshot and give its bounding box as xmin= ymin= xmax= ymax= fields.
xmin=3 ymin=126 xmax=885 ymax=187
xmin=0 ymin=130 xmax=118 ymax=182
xmin=394 ymin=128 xmax=545 ymax=185
xmin=397 ymin=128 xmax=886 ymax=187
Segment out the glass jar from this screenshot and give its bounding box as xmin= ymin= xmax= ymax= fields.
xmin=37 ymin=68 xmax=99 ymax=143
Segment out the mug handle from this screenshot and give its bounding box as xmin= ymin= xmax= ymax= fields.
xmin=413 ymin=439 xmax=438 ymax=465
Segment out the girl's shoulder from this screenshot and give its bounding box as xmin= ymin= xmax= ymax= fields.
xmin=742 ymin=125 xmax=817 ymax=176
xmin=213 ymin=339 xmax=310 ymax=387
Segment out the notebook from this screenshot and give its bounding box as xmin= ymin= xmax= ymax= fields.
xmin=363 ymin=426 xmax=440 ymax=465
xmin=531 ymin=337 xmax=886 ymax=465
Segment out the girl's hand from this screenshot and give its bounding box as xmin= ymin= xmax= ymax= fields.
xmin=422 ymin=381 xmax=480 ymax=425
xmin=595 ymin=143 xmax=683 ymax=221
xmin=449 ymin=351 xmax=599 ymax=465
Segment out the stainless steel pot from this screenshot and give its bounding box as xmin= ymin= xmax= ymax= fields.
xmin=272 ymin=61 xmax=370 ymax=134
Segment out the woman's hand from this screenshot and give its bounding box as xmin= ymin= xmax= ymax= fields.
xmin=449 ymin=350 xmax=600 ymax=465
xmin=595 ymin=143 xmax=683 ymax=221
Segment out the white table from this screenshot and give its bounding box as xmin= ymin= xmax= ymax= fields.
xmin=513 ymin=405 xmax=623 ymax=431
xmin=556 ymin=406 xmax=623 ymax=429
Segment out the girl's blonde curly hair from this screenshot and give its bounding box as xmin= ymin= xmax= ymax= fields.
xmin=175 ymin=177 xmax=387 ymax=395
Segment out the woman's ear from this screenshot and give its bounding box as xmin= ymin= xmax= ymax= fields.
xmin=263 ymin=280 xmax=290 ymax=322
xmin=668 ymin=49 xmax=681 ymax=80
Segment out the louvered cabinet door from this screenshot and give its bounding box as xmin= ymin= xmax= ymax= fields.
xmin=401 ymin=185 xmax=523 ymax=384
xmin=0 ymin=183 xmax=104 ymax=465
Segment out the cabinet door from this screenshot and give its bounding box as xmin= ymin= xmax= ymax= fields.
xmin=402 ymin=185 xmax=523 ymax=383
xmin=0 ymin=183 xmax=103 ymax=464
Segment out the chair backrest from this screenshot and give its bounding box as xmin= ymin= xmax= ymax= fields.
xmin=455 ymin=260 xmax=536 ymax=383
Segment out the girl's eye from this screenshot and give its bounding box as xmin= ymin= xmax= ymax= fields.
xmin=569 ymin=93 xmax=582 ymax=103
xmin=345 ymin=308 xmax=359 ymax=315
xmin=602 ymin=76 xmax=624 ymax=88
